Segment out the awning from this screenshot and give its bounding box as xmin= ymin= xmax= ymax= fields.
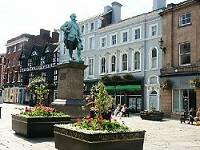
xmin=106 ymin=85 xmax=141 ymax=92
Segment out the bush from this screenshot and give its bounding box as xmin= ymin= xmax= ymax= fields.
xmin=111 ymin=75 xmax=123 ymax=82
xmin=123 ymin=74 xmax=135 ymax=81
xmin=101 ymin=75 xmax=111 ymax=83
xmin=74 ymin=116 xmax=129 ymax=132
xmin=20 ymin=105 xmax=67 ymax=117
xmin=160 ymin=79 xmax=172 ymax=90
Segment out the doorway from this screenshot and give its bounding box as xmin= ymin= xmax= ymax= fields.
xmin=182 ymin=89 xmax=196 ymax=112
xmin=128 ymin=97 xmax=142 ymax=113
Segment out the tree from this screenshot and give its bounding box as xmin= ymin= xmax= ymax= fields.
xmin=93 ymin=82 xmax=113 ymax=116
xmin=28 ymin=77 xmax=49 ymax=105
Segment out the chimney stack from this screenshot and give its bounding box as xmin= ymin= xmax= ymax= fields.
xmin=153 ymin=0 xmax=166 ymax=10
xmin=111 ymin=2 xmax=122 ymax=23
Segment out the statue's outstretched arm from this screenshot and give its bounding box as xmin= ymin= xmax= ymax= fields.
xmin=60 ymin=21 xmax=69 ymax=32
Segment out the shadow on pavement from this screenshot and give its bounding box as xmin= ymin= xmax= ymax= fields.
xmin=13 ymin=133 xmax=54 ymax=144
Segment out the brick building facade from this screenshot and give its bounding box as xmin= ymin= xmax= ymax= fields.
xmin=0 ymin=54 xmax=6 ymax=87
xmin=160 ymin=0 xmax=200 ymax=116
xmin=3 ymin=29 xmax=59 ymax=104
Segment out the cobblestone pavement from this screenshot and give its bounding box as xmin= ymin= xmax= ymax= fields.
xmin=0 ymin=103 xmax=200 ymax=150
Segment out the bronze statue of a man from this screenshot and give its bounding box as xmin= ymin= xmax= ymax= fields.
xmin=60 ymin=13 xmax=83 ymax=62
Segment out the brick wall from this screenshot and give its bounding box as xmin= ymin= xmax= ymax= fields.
xmin=160 ymin=89 xmax=172 ymax=116
xmin=196 ymin=89 xmax=200 ymax=109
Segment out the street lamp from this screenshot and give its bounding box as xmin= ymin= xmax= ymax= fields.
xmin=159 ymin=38 xmax=166 ymax=53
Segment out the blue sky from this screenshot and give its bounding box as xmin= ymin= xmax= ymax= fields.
xmin=0 ymin=0 xmax=184 ymax=54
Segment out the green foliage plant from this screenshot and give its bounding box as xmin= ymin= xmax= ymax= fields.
xmin=28 ymin=77 xmax=49 ymax=104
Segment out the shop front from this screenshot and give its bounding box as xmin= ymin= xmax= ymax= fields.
xmin=106 ymin=84 xmax=143 ymax=113
xmin=161 ymin=75 xmax=199 ymax=115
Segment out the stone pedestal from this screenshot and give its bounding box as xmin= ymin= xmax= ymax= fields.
xmin=51 ymin=62 xmax=87 ymax=119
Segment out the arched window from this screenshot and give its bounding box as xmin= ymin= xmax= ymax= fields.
xmin=111 ymin=55 xmax=116 ymax=72
xmin=151 ymin=48 xmax=157 ymax=69
xmin=101 ymin=57 xmax=106 ymax=73
xmin=122 ymin=54 xmax=127 ymax=71
xmin=149 ymin=76 xmax=158 ymax=84
xmin=134 ymin=51 xmax=140 ymax=70
xmin=149 ymin=90 xmax=158 ymax=110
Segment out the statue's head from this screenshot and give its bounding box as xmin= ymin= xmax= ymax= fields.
xmin=70 ymin=13 xmax=77 ymax=21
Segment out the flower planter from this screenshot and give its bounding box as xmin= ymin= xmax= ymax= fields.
xmin=12 ymin=114 xmax=71 ymax=138
xmin=54 ymin=125 xmax=145 ymax=150
xmin=140 ymin=111 xmax=164 ymax=121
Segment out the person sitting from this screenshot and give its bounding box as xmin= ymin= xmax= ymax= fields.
xmin=121 ymin=104 xmax=129 ymax=117
xmin=114 ymin=104 xmax=121 ymax=117
xmin=194 ymin=107 xmax=200 ymax=122
xmin=180 ymin=110 xmax=189 ymax=123
xmin=188 ymin=108 xmax=196 ymax=125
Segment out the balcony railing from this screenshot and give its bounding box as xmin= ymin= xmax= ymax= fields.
xmin=160 ymin=65 xmax=200 ymax=76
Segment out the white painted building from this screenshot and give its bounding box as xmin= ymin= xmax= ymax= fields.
xmin=58 ymin=0 xmax=166 ymax=112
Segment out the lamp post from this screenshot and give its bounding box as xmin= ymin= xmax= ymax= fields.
xmin=159 ymin=38 xmax=166 ymax=53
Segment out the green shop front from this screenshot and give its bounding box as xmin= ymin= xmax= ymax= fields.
xmin=84 ymin=79 xmax=144 ymax=113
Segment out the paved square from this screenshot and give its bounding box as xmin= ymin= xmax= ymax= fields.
xmin=0 ymin=103 xmax=199 ymax=150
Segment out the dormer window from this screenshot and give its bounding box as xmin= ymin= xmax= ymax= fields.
xmin=31 ymin=51 xmax=37 ymax=56
xmin=90 ymin=23 xmax=94 ymax=31
xmin=21 ymin=53 xmax=25 ymax=59
xmin=81 ymin=25 xmax=85 ymax=33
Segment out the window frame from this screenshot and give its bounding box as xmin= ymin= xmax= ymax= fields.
xmin=90 ymin=22 xmax=94 ymax=31
xmin=121 ymin=53 xmax=128 ymax=72
xmin=121 ymin=29 xmax=129 ymax=43
xmin=179 ymin=12 xmax=192 ymax=27
xmin=100 ymin=36 xmax=107 ymax=48
xmin=88 ymin=57 xmax=94 ymax=76
xmin=133 ymin=51 xmax=141 ymax=71
xmin=88 ymin=36 xmax=95 ymax=50
xmin=149 ymin=24 xmax=158 ymax=37
xmin=133 ymin=27 xmax=141 ymax=40
xmin=150 ymin=47 xmax=158 ymax=70
xmin=100 ymin=57 xmax=106 ymax=74
xmin=110 ymin=55 xmax=116 ymax=73
xmin=110 ymin=33 xmax=118 ymax=46
xmin=179 ymin=42 xmax=191 ymax=66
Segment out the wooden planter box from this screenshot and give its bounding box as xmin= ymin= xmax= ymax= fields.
xmin=12 ymin=114 xmax=71 ymax=138
xmin=54 ymin=125 xmax=145 ymax=150
xmin=140 ymin=111 xmax=164 ymax=121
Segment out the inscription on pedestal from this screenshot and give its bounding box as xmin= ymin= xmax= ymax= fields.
xmin=60 ymin=73 xmax=66 ymax=80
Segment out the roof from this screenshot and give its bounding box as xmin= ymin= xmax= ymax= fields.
xmin=7 ymin=34 xmax=34 ymax=44
xmin=160 ymin=0 xmax=199 ymax=15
